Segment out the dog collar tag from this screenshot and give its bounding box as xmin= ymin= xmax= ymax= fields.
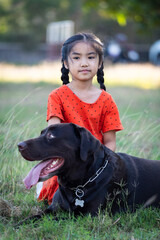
xmin=75 ymin=188 xmax=84 ymax=198
xmin=75 ymin=199 xmax=84 ymax=207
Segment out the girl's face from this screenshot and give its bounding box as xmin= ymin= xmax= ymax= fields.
xmin=65 ymin=42 xmax=101 ymax=83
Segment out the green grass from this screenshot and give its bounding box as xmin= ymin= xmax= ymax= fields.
xmin=0 ymin=82 xmax=160 ymax=240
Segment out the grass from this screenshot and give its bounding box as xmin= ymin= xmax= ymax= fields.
xmin=0 ymin=73 xmax=160 ymax=239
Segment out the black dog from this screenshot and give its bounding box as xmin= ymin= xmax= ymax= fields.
xmin=18 ymin=123 xmax=160 ymax=216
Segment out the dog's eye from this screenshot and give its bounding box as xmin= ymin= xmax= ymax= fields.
xmin=47 ymin=132 xmax=55 ymax=140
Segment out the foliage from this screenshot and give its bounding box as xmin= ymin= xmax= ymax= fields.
xmin=0 ymin=0 xmax=159 ymax=45
xmin=0 ymin=0 xmax=82 ymax=44
xmin=84 ymin=0 xmax=160 ymax=29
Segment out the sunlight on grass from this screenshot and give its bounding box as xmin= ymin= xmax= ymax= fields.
xmin=0 ymin=62 xmax=160 ymax=89
xmin=104 ymin=63 xmax=160 ymax=89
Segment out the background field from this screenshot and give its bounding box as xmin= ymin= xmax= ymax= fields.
xmin=0 ymin=63 xmax=160 ymax=239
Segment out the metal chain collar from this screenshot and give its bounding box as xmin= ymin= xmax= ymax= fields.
xmin=70 ymin=158 xmax=109 ymax=199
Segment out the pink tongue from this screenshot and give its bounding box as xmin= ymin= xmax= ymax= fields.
xmin=23 ymin=159 xmax=53 ymax=189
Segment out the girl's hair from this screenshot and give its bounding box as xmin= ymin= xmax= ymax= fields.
xmin=61 ymin=32 xmax=106 ymax=91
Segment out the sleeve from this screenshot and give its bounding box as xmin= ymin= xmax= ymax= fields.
xmin=46 ymin=90 xmax=65 ymax=122
xmin=102 ymin=95 xmax=123 ymax=133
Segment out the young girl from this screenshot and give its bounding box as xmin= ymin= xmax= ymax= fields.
xmin=37 ymin=32 xmax=123 ymax=204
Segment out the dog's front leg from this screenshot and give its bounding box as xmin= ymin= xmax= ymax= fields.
xmin=48 ymin=189 xmax=71 ymax=213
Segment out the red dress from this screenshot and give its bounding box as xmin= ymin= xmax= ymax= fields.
xmin=37 ymin=85 xmax=123 ymax=204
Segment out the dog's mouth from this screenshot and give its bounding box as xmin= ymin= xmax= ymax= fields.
xmin=23 ymin=157 xmax=64 ymax=189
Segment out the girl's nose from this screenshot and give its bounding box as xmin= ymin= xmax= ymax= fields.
xmin=81 ymin=62 xmax=88 ymax=67
xmin=81 ymin=57 xmax=88 ymax=67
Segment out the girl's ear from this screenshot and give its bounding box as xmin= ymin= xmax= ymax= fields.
xmin=64 ymin=60 xmax=69 ymax=69
xmin=98 ymin=61 xmax=102 ymax=69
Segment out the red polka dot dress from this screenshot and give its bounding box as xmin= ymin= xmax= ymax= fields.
xmin=37 ymin=85 xmax=123 ymax=204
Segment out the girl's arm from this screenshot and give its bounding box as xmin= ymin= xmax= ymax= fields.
xmin=48 ymin=117 xmax=116 ymax=151
xmin=103 ymin=130 xmax=116 ymax=152
xmin=48 ymin=117 xmax=61 ymax=126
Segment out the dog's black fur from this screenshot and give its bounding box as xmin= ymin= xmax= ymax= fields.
xmin=18 ymin=123 xmax=160 ymax=217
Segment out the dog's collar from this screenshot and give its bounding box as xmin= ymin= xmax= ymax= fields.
xmin=69 ymin=155 xmax=109 ymax=208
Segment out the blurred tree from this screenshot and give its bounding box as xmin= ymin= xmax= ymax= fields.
xmin=0 ymin=0 xmax=159 ymax=46
xmin=84 ymin=0 xmax=160 ymax=29
xmin=0 ymin=0 xmax=82 ymax=46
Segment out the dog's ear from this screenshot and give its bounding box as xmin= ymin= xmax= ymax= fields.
xmin=72 ymin=124 xmax=101 ymax=161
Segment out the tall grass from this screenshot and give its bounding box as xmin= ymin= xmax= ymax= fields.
xmin=0 ymin=82 xmax=160 ymax=239
xmin=118 ymin=110 xmax=160 ymax=159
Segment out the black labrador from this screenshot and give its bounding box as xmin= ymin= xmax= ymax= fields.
xmin=18 ymin=123 xmax=160 ymax=217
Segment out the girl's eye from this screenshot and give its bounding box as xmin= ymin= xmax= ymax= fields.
xmin=73 ymin=57 xmax=79 ymax=60
xmin=88 ymin=56 xmax=95 ymax=59
xmin=47 ymin=132 xmax=55 ymax=140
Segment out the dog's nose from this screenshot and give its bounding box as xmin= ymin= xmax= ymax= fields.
xmin=18 ymin=141 xmax=27 ymax=151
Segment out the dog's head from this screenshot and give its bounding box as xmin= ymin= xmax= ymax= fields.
xmin=18 ymin=123 xmax=101 ymax=189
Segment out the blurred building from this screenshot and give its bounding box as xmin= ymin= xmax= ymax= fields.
xmin=46 ymin=20 xmax=75 ymax=59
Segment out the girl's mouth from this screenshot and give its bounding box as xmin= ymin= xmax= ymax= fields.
xmin=79 ymin=69 xmax=91 ymax=73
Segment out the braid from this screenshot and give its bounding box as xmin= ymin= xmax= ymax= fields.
xmin=61 ymin=62 xmax=69 ymax=85
xmin=97 ymin=63 xmax=106 ymax=91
